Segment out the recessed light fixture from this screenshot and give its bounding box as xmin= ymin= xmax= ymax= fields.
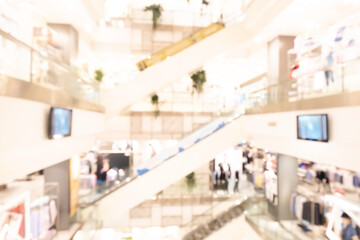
xmin=84 ymin=24 xmax=93 ymax=32
xmin=254 ymin=36 xmax=262 ymax=43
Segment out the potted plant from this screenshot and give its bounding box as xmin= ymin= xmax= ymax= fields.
xmin=94 ymin=69 xmax=104 ymax=82
xmin=191 ymin=70 xmax=207 ymax=94
xmin=185 ymin=172 xmax=196 ymax=192
xmin=151 ymin=94 xmax=160 ymax=117
xmin=144 ymin=4 xmax=163 ymax=30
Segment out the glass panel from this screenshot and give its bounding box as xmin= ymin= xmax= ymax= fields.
xmin=246 ymin=202 xmax=298 ymax=240
xmin=343 ymin=57 xmax=360 ymax=91
xmin=0 ymin=35 xmax=31 ymax=81
xmin=31 ymin=51 xmax=101 ymax=105
xmin=0 ymin=31 xmax=101 ymax=105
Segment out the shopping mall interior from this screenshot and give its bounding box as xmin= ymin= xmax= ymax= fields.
xmin=1 ymin=0 xmax=360 ymax=239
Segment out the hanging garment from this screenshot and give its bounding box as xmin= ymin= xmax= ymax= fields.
xmin=295 ymin=195 xmax=307 ymax=220
xmin=40 ymin=205 xmax=51 ymax=236
xmin=30 ymin=210 xmax=41 ymax=239
xmin=302 ymin=201 xmax=324 ymax=225
xmin=334 ymin=173 xmax=340 ymax=183
xmin=305 ymin=171 xmax=313 ymax=182
xmin=49 ymin=200 xmax=57 ymax=226
xmin=353 ymin=175 xmax=360 ymax=187
xmin=255 ymin=173 xmax=264 ymax=188
xmin=343 ymin=174 xmax=354 ymax=190
xmin=316 ymin=170 xmax=329 ymax=184
xmin=289 ymin=193 xmax=297 ymax=213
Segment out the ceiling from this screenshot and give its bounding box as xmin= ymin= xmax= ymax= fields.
xmin=256 ymin=0 xmax=360 ymax=43
xmin=4 ymin=0 xmax=360 ymax=99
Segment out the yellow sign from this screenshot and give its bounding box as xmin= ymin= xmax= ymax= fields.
xmin=69 ymin=155 xmax=80 ymax=217
xmin=137 ymin=22 xmax=225 ymax=71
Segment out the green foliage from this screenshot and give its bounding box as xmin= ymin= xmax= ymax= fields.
xmin=191 ymin=70 xmax=207 ymax=94
xmin=151 ymin=94 xmax=159 ymax=105
xmin=151 ymin=94 xmax=160 ymax=117
xmin=94 ymin=69 xmax=104 ymax=82
xmin=144 ymin=4 xmax=163 ymax=30
xmin=185 ymin=172 xmax=196 ymax=191
xmin=202 ymin=0 xmax=209 ymax=5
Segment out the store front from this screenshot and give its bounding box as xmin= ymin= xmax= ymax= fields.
xmin=241 ymin=142 xmax=360 ymax=240
xmin=0 ymin=173 xmax=60 ymax=239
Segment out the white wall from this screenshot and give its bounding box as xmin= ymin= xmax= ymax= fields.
xmin=243 ymin=106 xmax=360 ymax=171
xmin=97 ymin=116 xmax=132 ymax=140
xmin=204 ymin=215 xmax=262 ymax=240
xmin=0 ymin=96 xmax=105 ymax=184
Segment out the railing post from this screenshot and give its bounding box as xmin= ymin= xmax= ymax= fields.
xmin=341 ymin=64 xmax=345 ymax=93
xmin=29 ymin=49 xmax=33 ymax=83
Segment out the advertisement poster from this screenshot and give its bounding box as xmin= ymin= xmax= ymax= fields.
xmin=0 ymin=192 xmax=30 ymax=240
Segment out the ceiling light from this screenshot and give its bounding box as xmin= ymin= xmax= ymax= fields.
xmin=67 ymin=2 xmax=75 ymax=11
xmin=84 ymin=24 xmax=93 ymax=32
xmin=116 ymin=20 xmax=124 ymax=28
xmin=19 ymin=1 xmax=34 ymax=9
xmin=99 ymin=20 xmax=107 ymax=27
xmin=254 ymin=36 xmax=262 ymax=43
xmin=237 ymin=13 xmax=246 ymax=22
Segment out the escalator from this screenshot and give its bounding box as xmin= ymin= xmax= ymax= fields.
xmin=78 ymin=112 xmax=247 ymax=227
xmin=102 ymin=0 xmax=294 ymax=116
xmin=182 ymin=197 xmax=265 ymax=240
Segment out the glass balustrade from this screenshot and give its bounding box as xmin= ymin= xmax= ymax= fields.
xmin=246 ymin=202 xmax=299 ymax=240
xmin=181 ymin=180 xmax=260 ymax=236
xmin=245 ymin=56 xmax=360 ymax=109
xmin=0 ymin=30 xmax=101 ymax=105
xmin=0 ymin=33 xmax=31 ymax=82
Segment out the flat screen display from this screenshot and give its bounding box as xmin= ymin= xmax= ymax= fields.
xmin=49 ymin=107 xmax=72 ymax=139
xmin=297 ymin=114 xmax=328 ymax=142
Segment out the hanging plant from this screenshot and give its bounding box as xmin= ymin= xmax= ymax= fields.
xmin=151 ymin=94 xmax=160 ymax=117
xmin=94 ymin=69 xmax=104 ymax=82
xmin=202 ymin=0 xmax=209 ymax=5
xmin=191 ymin=70 xmax=207 ymax=94
xmin=144 ymin=4 xmax=163 ymax=30
xmin=185 ymin=172 xmax=196 ymax=192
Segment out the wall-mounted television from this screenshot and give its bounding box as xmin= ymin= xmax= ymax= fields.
xmin=297 ymin=114 xmax=328 ymax=142
xmin=49 ymin=107 xmax=72 ymax=139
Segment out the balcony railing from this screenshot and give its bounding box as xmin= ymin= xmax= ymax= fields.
xmin=0 ymin=29 xmax=101 ymax=105
xmin=244 ymin=56 xmax=360 ymax=110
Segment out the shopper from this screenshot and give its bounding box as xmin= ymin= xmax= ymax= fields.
xmin=96 ymin=158 xmax=110 ymax=185
xmin=341 ymin=212 xmax=359 ymax=240
xmin=149 ymin=143 xmax=157 ymax=157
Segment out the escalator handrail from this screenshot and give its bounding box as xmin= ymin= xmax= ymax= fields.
xmin=182 ymin=197 xmax=266 ymax=240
